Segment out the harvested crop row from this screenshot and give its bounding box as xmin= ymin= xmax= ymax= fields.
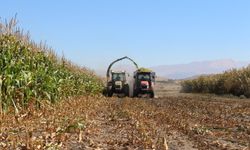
xmin=1 ymin=94 xmax=249 ymax=149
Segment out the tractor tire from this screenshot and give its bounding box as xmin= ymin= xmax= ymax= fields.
xmin=124 ymin=84 xmax=129 ymax=97
xmin=107 ymin=90 xmax=113 ymax=97
xmin=133 ymin=90 xmax=138 ymax=98
xmin=102 ymin=88 xmax=108 ymax=96
xmin=150 ymin=91 xmax=155 ymax=98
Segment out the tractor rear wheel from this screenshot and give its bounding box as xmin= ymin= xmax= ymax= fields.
xmin=150 ymin=91 xmax=154 ymax=98
xmin=124 ymin=84 xmax=129 ymax=97
xmin=102 ymin=88 xmax=108 ymax=96
xmin=133 ymin=90 xmax=138 ymax=97
xmin=107 ymin=90 xmax=113 ymax=97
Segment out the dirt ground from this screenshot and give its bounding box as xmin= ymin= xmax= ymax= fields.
xmin=0 ymin=81 xmax=250 ymax=150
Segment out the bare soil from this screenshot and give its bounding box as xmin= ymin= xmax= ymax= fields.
xmin=0 ymin=81 xmax=250 ymax=150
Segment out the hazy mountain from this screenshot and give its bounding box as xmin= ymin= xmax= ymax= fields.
xmin=94 ymin=59 xmax=250 ymax=79
xmin=151 ymin=59 xmax=250 ymax=79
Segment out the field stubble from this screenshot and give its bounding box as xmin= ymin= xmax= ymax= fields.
xmin=0 ymin=81 xmax=250 ymax=150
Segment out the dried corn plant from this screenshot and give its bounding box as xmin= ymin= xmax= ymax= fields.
xmin=181 ymin=67 xmax=250 ymax=98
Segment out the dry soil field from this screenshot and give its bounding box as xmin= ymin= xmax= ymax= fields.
xmin=0 ymin=81 xmax=250 ymax=150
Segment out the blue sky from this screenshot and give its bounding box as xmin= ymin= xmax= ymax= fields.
xmin=1 ymin=0 xmax=250 ymax=70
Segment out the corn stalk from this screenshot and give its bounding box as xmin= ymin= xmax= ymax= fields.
xmin=0 ymin=75 xmax=2 ymax=114
xmin=0 ymin=18 xmax=104 ymax=113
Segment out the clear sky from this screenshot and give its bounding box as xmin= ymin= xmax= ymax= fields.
xmin=1 ymin=0 xmax=250 ymax=70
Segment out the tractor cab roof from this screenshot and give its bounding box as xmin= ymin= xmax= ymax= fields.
xmin=134 ymin=68 xmax=155 ymax=75
xmin=136 ymin=68 xmax=152 ymax=73
xmin=111 ymin=70 xmax=126 ymax=74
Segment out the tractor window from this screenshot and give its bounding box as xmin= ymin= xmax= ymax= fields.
xmin=112 ymin=73 xmax=125 ymax=81
xmin=138 ymin=74 xmax=150 ymax=80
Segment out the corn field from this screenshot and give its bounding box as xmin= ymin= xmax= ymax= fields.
xmin=0 ymin=18 xmax=103 ymax=113
xmin=181 ymin=66 xmax=250 ymax=98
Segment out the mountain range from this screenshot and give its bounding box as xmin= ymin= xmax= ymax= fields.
xmin=151 ymin=59 xmax=250 ymax=79
xmin=95 ymin=59 xmax=250 ymax=79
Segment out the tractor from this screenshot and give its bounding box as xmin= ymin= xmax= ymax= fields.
xmin=106 ymin=71 xmax=130 ymax=97
xmin=133 ymin=68 xmax=156 ymax=98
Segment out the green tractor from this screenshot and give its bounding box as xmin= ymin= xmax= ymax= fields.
xmin=106 ymin=71 xmax=130 ymax=97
